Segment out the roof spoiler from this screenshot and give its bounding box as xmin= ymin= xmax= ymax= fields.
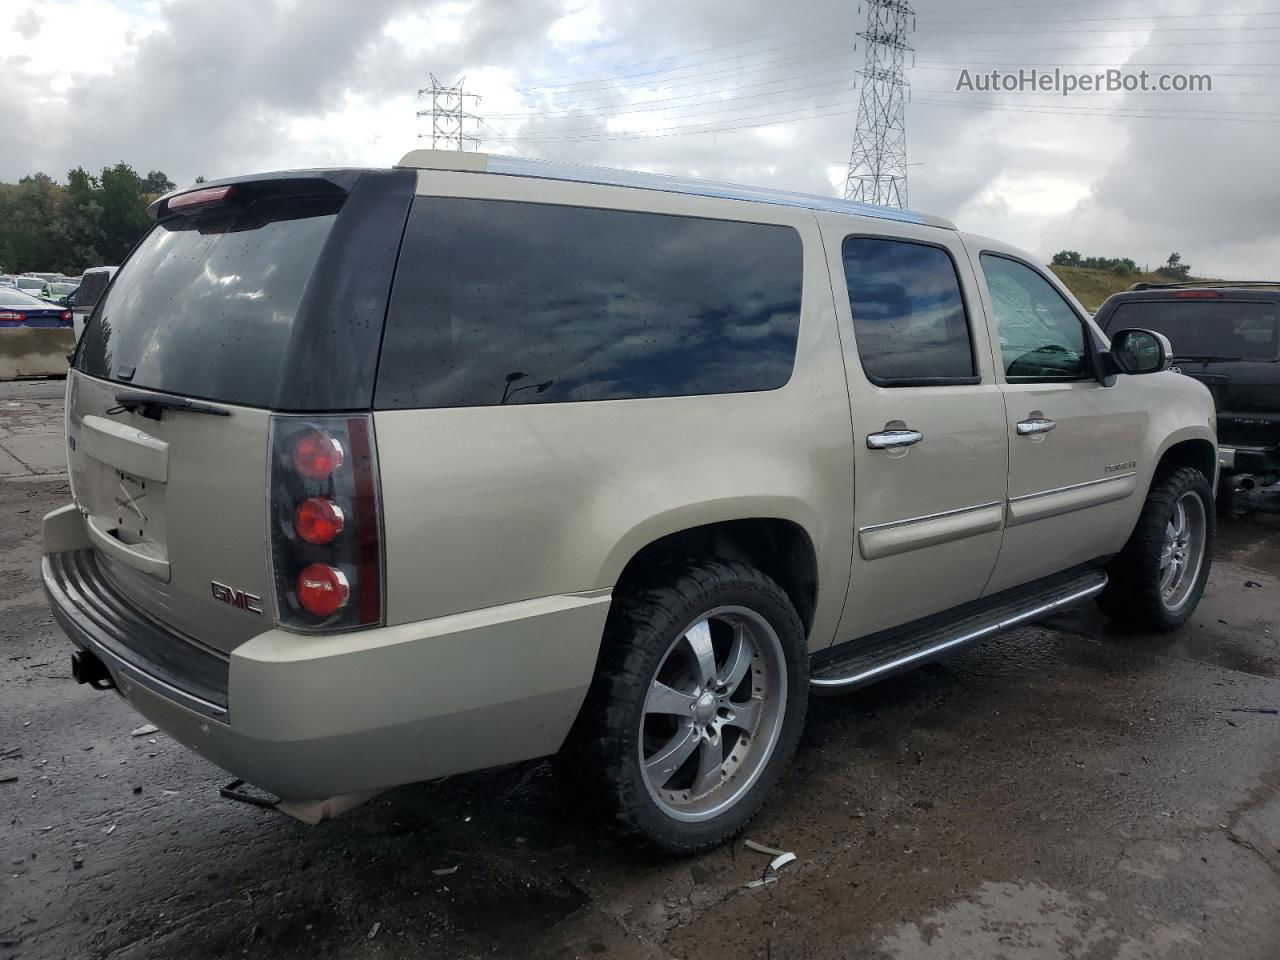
xmin=1128 ymin=280 xmax=1280 ymax=291
xmin=148 ymin=171 xmax=363 ymax=221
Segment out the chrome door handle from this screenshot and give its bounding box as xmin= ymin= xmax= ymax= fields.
xmin=866 ymin=429 xmax=924 ymax=450
xmin=1017 ymin=418 xmax=1057 ymax=436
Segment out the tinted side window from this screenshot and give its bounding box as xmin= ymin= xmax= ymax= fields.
xmin=375 ymin=198 xmax=803 ymax=408
xmin=980 ymin=254 xmax=1090 ymax=381
xmin=841 ymin=237 xmax=976 ymax=384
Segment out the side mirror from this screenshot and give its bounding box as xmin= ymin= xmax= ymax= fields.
xmin=1107 ymin=328 xmax=1172 ymax=376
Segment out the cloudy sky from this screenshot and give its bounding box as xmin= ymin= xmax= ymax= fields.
xmin=4 ymin=0 xmax=1278 ymax=277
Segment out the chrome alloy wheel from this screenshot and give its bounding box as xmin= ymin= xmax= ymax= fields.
xmin=638 ymin=606 xmax=787 ymax=823
xmin=1160 ymin=490 xmax=1207 ymax=612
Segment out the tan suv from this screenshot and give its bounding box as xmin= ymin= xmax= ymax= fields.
xmin=42 ymin=152 xmax=1217 ymax=853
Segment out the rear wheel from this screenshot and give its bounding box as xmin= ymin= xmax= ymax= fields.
xmin=1098 ymin=466 xmax=1214 ymax=632
xmin=560 ymin=559 xmax=808 ymax=854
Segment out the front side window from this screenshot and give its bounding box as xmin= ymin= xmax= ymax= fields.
xmin=980 ymin=254 xmax=1090 ymax=382
xmin=842 ymin=237 xmax=976 ymax=385
xmin=375 ymin=198 xmax=804 ymax=408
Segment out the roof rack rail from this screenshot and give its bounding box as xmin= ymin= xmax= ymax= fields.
xmin=394 ymin=149 xmax=957 ymax=230
xmin=1127 ymin=280 xmax=1280 ymax=291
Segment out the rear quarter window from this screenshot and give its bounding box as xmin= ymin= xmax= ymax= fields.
xmin=375 ymin=198 xmax=804 ymax=408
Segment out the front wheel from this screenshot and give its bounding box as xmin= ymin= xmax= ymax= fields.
xmin=560 ymin=559 xmax=808 ymax=855
xmin=1098 ymin=466 xmax=1215 ymax=632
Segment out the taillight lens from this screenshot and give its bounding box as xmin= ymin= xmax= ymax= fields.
xmin=291 ymin=429 xmax=344 ymax=480
xmin=0 ymin=311 xmax=22 ymax=325
xmin=296 ymin=564 xmax=349 ymax=617
xmin=60 ymin=310 xmax=72 ymax=326
xmin=269 ymin=416 xmax=382 ymax=631
xmin=294 ymin=498 xmax=345 ymax=544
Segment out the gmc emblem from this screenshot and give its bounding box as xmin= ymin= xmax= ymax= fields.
xmin=211 ymin=581 xmax=263 ymax=615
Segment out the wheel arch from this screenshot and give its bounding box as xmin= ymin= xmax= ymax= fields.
xmin=603 ymin=513 xmax=821 ymax=640
xmin=1152 ymin=433 xmax=1218 ymax=491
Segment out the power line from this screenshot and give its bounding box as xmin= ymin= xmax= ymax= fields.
xmin=485 ymin=77 xmax=855 ymax=121
xmin=515 ymin=48 xmax=854 ymax=100
xmin=482 ymin=100 xmax=862 ymax=142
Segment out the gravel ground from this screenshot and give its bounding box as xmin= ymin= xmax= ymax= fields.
xmin=2 ymin=378 xmax=1279 ymax=960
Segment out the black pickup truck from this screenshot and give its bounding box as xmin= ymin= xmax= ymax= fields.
xmin=1095 ymin=283 xmax=1280 ymax=511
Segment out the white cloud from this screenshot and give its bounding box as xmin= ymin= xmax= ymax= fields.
xmin=1 ymin=0 xmax=1278 ymax=278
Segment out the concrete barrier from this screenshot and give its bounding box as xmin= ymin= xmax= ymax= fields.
xmin=0 ymin=328 xmax=75 ymax=380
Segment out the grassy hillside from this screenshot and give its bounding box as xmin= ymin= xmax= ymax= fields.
xmin=1049 ymin=265 xmax=1178 ymax=313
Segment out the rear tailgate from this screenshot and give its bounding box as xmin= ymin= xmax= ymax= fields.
xmin=66 ymin=374 xmax=272 ymax=653
xmin=65 ymin=169 xmax=413 ymax=655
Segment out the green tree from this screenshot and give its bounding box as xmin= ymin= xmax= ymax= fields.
xmin=142 ymin=170 xmax=176 ymax=194
xmin=0 ymin=173 xmax=61 ymax=273
xmin=1156 ymin=252 xmax=1191 ymax=281
xmin=98 ymin=163 xmax=153 ymax=264
xmin=1051 ymin=250 xmax=1082 ymax=267
xmin=48 ymin=167 xmax=107 ymax=273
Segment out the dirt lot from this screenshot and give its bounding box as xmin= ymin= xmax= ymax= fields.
xmin=3 ymin=379 xmax=1280 ymax=960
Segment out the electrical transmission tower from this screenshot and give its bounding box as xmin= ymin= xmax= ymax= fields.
xmin=416 ymin=74 xmax=482 ymax=151
xmin=843 ymin=0 xmax=915 ymax=208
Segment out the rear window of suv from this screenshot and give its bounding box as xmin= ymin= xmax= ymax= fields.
xmin=75 ymin=195 xmax=341 ymax=408
xmin=1103 ymin=300 xmax=1279 ymax=362
xmin=375 ymin=198 xmax=804 ymax=408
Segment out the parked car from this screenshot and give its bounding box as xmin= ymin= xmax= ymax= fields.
xmin=0 ymin=275 xmax=15 ymax=288
xmin=68 ymin=266 xmax=117 ymax=340
xmin=1096 ymin=283 xmax=1279 ymax=509
xmin=0 ymin=287 xmax=73 ymax=327
xmin=13 ymin=276 xmax=46 ymax=296
xmin=40 ymin=280 xmax=80 ymax=306
xmin=42 ymin=154 xmax=1217 ymax=853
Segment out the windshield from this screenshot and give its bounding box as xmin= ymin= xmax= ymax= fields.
xmin=76 ymin=195 xmax=341 ymax=407
xmin=15 ymin=278 xmax=43 ymax=292
xmin=1105 ymin=300 xmax=1279 ymax=361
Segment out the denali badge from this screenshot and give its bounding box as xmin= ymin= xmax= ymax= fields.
xmin=1105 ymin=460 xmax=1138 ymax=474
xmin=211 ymin=581 xmax=263 ymax=615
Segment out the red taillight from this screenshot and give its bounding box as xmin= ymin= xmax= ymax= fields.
xmin=270 ymin=415 xmax=382 ymax=631
xmin=296 ymin=564 xmax=349 ymax=617
xmin=294 ymin=498 xmax=345 ymax=545
xmin=1175 ymin=290 xmax=1222 ymax=299
xmin=291 ymin=429 xmax=344 ymax=481
xmin=0 ymin=311 xmax=21 ymax=324
xmin=168 ymin=184 xmax=233 ymax=213
xmin=60 ymin=310 xmax=72 ymax=325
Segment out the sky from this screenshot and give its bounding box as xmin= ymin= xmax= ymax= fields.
xmin=3 ymin=0 xmax=1278 ymax=278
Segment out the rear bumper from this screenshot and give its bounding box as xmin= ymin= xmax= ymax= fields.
xmin=42 ymin=511 xmax=611 ymax=802
xmin=1219 ymin=444 xmax=1280 ymax=476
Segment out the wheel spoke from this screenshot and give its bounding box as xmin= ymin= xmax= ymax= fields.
xmin=726 ymin=696 xmax=763 ymax=734
xmin=1171 ymin=503 xmax=1187 ymax=540
xmin=685 ymin=619 xmax=717 ymax=686
xmin=646 ymin=680 xmax=698 ymax=717
xmin=644 ymin=723 xmax=699 ymax=787
xmin=1158 ymin=544 xmax=1174 ymax=569
xmin=690 ymin=737 xmax=724 ymax=796
xmin=716 ymin=623 xmax=753 ymax=693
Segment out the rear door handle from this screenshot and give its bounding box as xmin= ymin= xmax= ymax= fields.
xmin=866 ymin=429 xmax=924 ymax=450
xmin=1017 ymin=418 xmax=1057 ymax=436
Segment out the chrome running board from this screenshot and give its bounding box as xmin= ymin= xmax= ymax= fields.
xmin=810 ymin=566 xmax=1107 ymax=691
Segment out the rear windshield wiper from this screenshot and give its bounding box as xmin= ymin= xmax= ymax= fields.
xmin=108 ymin=391 xmax=232 ymax=421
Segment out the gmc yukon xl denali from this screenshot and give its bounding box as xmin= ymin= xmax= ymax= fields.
xmin=43 ymin=152 xmax=1218 ymax=853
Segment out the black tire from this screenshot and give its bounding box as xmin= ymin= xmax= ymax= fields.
xmin=559 ymin=559 xmax=809 ymax=855
xmin=1098 ymin=466 xmax=1215 ymax=632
